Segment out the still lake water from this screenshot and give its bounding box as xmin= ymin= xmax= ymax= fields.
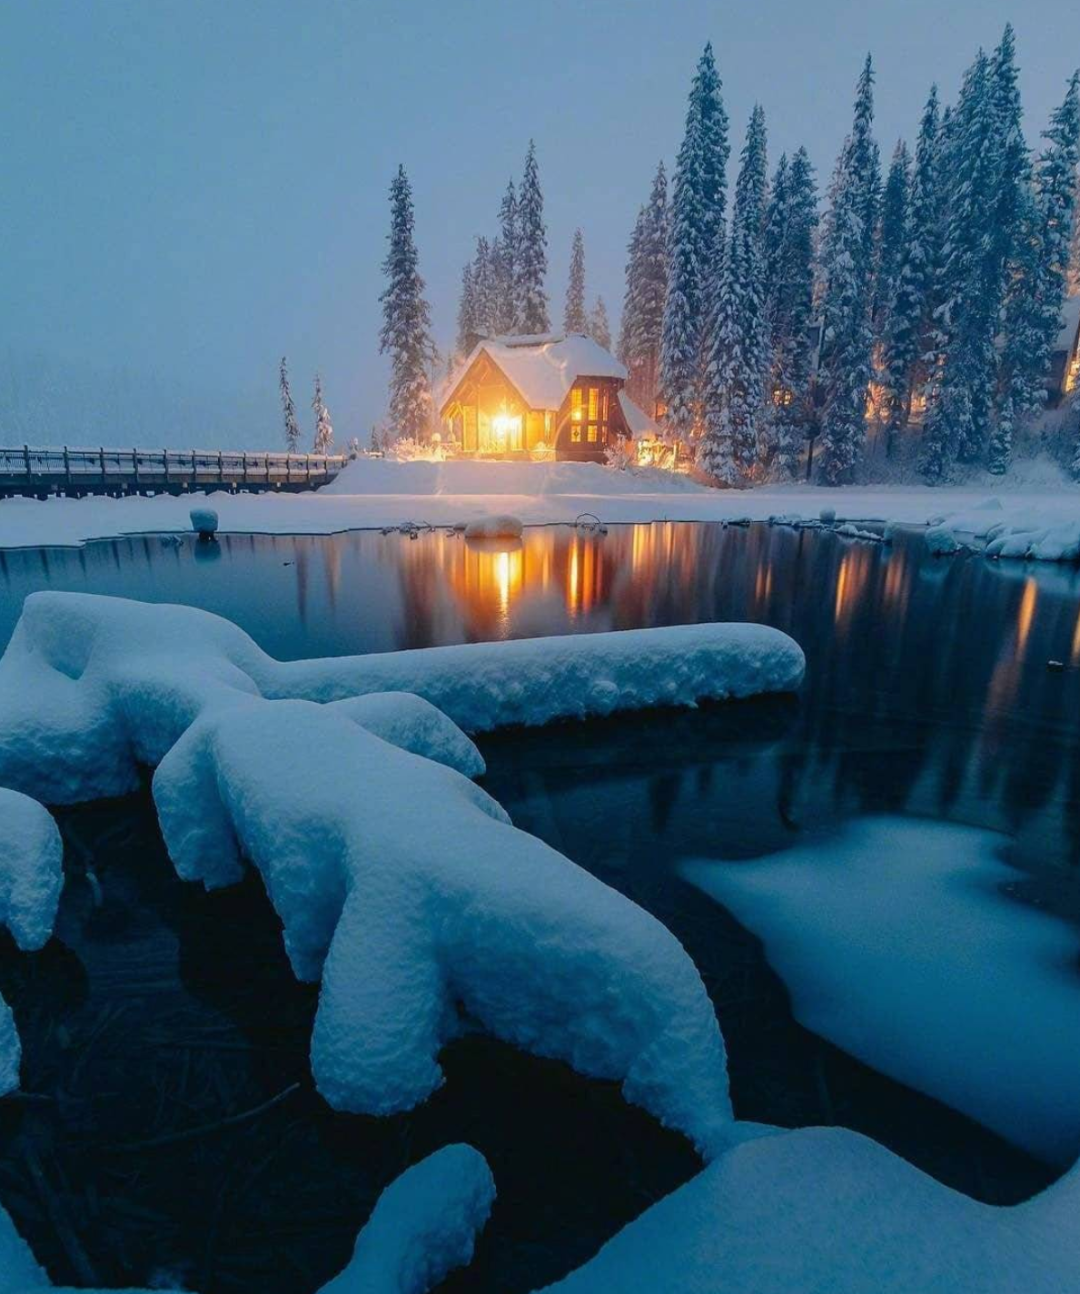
xmin=1 ymin=522 xmax=1080 ymax=1292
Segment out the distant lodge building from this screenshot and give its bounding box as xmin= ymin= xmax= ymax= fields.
xmin=439 ymin=333 xmax=658 ymax=462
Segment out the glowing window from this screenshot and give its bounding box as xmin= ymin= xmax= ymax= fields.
xmin=571 ymin=425 xmax=582 ymax=443
xmin=571 ymin=388 xmax=583 ymax=420
xmin=588 ymin=387 xmax=599 ymax=420
xmin=587 ymin=425 xmax=598 ymax=442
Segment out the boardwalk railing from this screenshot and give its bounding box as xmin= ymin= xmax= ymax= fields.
xmin=0 ymin=445 xmax=348 ymax=498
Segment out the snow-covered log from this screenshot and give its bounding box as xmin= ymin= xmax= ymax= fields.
xmin=153 ymin=697 xmax=737 ymax=1154
xmin=0 ymin=592 xmax=804 ymax=804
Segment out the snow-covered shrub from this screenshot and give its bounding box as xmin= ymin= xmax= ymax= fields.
xmin=604 ymin=439 xmax=636 ymax=471
xmin=385 ymin=436 xmax=446 ymax=463
xmin=463 ymin=514 xmax=524 ymax=539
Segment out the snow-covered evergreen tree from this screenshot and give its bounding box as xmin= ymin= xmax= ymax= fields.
xmin=516 ymin=142 xmax=549 ymax=334
xmin=495 ymin=180 xmax=519 ymax=333
xmin=456 ymin=260 xmax=479 ymax=356
xmin=1070 ymin=171 xmax=1080 ymax=294
xmin=564 ymin=229 xmax=587 ymax=333
xmin=763 ymin=146 xmax=818 ymax=478
xmin=921 ymin=50 xmax=1011 ymax=479
xmin=588 ymin=296 xmax=611 ymax=351
xmin=279 ymin=356 xmax=301 ymax=452
xmin=312 ymin=373 xmax=334 ymax=453
xmin=620 ymin=162 xmax=669 ymax=411
xmin=378 ymin=165 xmax=435 ymax=442
xmin=816 ymin=56 xmax=880 ymax=484
xmin=700 ymin=105 xmax=769 ymax=485
xmin=619 ymin=206 xmax=646 ymax=363
xmin=996 ymin=71 xmax=1080 ymax=473
xmin=874 ymin=140 xmax=911 ymax=339
xmin=471 ymin=236 xmax=498 ymax=338
xmin=660 ymin=43 xmax=729 ymax=444
xmin=883 ymin=86 xmax=942 ymax=445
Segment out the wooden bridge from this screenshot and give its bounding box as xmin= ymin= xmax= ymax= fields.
xmin=0 ymin=445 xmax=348 ymax=498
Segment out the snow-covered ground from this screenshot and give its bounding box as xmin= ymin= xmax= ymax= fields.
xmin=683 ymin=817 xmax=1080 ymax=1164
xmin=1 ymin=458 xmax=1078 ymax=560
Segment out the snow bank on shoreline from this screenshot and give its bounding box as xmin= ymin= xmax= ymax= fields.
xmin=1 ymin=459 xmax=1078 ymax=561
xmin=683 ymin=817 xmax=1080 ymax=1164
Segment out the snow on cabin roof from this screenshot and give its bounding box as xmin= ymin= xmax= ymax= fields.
xmin=445 ymin=333 xmax=628 ymax=413
xmin=1055 ymin=295 xmax=1080 ymax=354
xmin=617 ymin=389 xmax=660 ymax=439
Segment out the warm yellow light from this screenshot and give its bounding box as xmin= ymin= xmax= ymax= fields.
xmin=491 ymin=413 xmax=521 ymax=442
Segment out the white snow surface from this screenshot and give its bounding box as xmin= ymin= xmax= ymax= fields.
xmin=3 ymin=461 xmax=1078 ymax=560
xmin=0 ymin=592 xmax=801 ymax=1148
xmin=0 ymin=592 xmax=804 ymax=804
xmin=317 ymin=1145 xmax=494 ymax=1294
xmin=0 ymin=789 xmax=62 ymax=1097
xmin=0 ymin=789 xmax=63 ymax=953
xmin=682 ymin=817 xmax=1080 ymax=1163
xmin=536 ymin=1125 xmax=1080 ymax=1293
xmin=446 ymin=333 xmax=627 ymax=411
xmin=152 ymin=695 xmax=736 ymax=1150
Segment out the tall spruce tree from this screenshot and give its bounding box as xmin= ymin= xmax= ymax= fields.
xmin=621 ymin=162 xmax=669 ymax=411
xmin=874 ymin=140 xmax=911 ymax=339
xmin=312 ymin=373 xmax=334 ymax=453
xmin=378 ymin=165 xmax=435 ymax=442
xmin=921 ymin=52 xmax=1003 ymax=479
xmin=883 ymin=86 xmax=942 ymax=445
xmin=516 ymin=142 xmax=549 ymax=333
xmin=816 ymin=56 xmax=880 ymax=484
xmin=588 ymin=296 xmax=611 ymax=351
xmin=456 ymin=260 xmax=479 ymax=356
xmin=1070 ymin=171 xmax=1080 ymax=293
xmin=471 ymin=236 xmax=498 ymax=337
xmin=660 ymin=43 xmax=729 ymax=443
xmin=564 ymin=229 xmax=587 ymax=332
xmin=280 ymin=356 xmax=300 ymax=452
xmin=700 ymin=105 xmax=769 ymax=484
xmin=763 ymin=146 xmax=818 ymax=478
xmin=997 ymin=71 xmax=1080 ymax=473
xmin=495 ymin=180 xmax=519 ymax=333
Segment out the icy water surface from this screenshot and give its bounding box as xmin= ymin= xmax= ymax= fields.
xmin=1 ymin=522 xmax=1079 ymax=1291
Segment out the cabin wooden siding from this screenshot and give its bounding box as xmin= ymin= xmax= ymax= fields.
xmin=441 ymin=352 xmax=631 ymax=462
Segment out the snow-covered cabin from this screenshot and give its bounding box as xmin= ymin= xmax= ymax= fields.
xmin=439 ymin=333 xmax=657 ymax=462
xmin=1050 ymin=295 xmax=1080 ymax=403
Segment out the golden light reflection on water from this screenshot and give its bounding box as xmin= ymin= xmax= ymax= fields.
xmin=1016 ymin=578 xmax=1037 ymax=655
xmin=1072 ymin=604 xmax=1080 ymax=666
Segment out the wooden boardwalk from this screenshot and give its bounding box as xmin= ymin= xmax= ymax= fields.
xmin=0 ymin=445 xmax=348 ymax=498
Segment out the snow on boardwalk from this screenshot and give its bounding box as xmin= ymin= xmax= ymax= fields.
xmin=0 ymin=459 xmax=1078 ymax=559
xmin=0 ymin=592 xmax=802 ymax=1152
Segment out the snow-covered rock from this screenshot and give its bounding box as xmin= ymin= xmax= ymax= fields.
xmin=188 ymin=506 xmax=218 ymax=536
xmin=462 ymin=513 xmax=524 ymax=539
xmin=0 ymin=789 xmax=62 ymax=1097
xmin=153 ymin=697 xmax=737 ymax=1152
xmin=683 ymin=817 xmax=1080 ymax=1163
xmin=0 ymin=789 xmax=64 ymax=953
xmin=317 ymin=1145 xmax=494 ymax=1294
xmin=0 ymin=593 xmax=805 ymax=804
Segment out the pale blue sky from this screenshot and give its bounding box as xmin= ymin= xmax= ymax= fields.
xmin=1 ymin=0 xmax=1076 ymax=445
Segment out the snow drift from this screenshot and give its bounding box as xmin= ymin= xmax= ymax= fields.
xmin=0 ymin=592 xmax=805 ymax=804
xmin=683 ymin=817 xmax=1080 ymax=1163
xmin=0 ymin=788 xmax=63 ymax=1096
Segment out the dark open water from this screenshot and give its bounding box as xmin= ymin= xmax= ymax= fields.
xmin=1 ymin=522 xmax=1079 ymax=1291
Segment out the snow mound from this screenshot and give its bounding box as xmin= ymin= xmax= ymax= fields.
xmin=328 ymin=692 xmax=485 ymax=778
xmin=924 ymin=524 xmax=962 ymax=555
xmin=189 ymin=506 xmax=218 ymax=535
xmin=463 ymin=513 xmax=524 ymax=539
xmin=153 ymin=697 xmax=736 ymax=1152
xmin=0 ymin=789 xmax=63 ymax=953
xmin=539 ymin=1124 xmax=1080 ymax=1293
xmin=683 ymin=817 xmax=1080 ymax=1163
xmin=322 ymin=457 xmax=710 ymax=498
xmin=0 ymin=789 xmax=62 ymax=1098
xmin=0 ymin=593 xmax=804 ymax=804
xmin=317 ymin=1145 xmax=494 ymax=1294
